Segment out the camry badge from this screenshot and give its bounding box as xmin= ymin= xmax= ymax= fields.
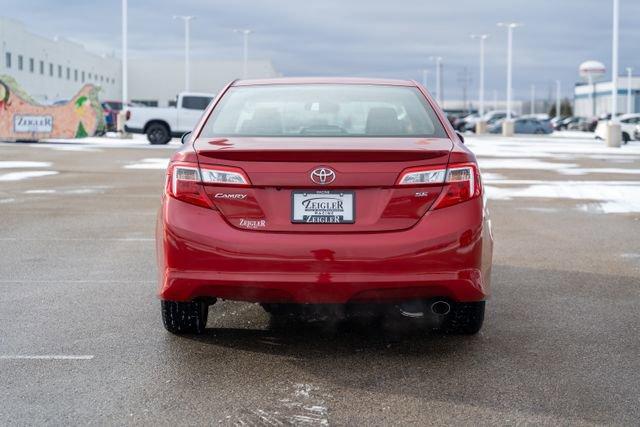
xmin=310 ymin=167 xmax=336 ymax=185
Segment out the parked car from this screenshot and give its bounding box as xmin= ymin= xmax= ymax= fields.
xmin=444 ymin=109 xmax=476 ymax=128
xmin=489 ymin=117 xmax=552 ymax=134
xmin=521 ymin=114 xmax=553 ymax=132
xmin=464 ymin=110 xmax=515 ymax=132
xmin=572 ymin=116 xmax=599 ymax=132
xmin=634 ymin=124 xmax=640 ymax=140
xmin=157 ymin=77 xmax=493 ymax=335
xmin=125 ymin=92 xmax=214 ymax=144
xmin=557 ymin=116 xmax=581 ymax=130
xmin=454 ymin=113 xmax=479 ymax=131
xmin=594 ymin=113 xmax=640 ymax=143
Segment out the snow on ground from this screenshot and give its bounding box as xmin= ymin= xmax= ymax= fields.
xmin=485 ymin=182 xmax=640 ymax=214
xmin=43 ymin=133 xmax=182 ymax=149
xmin=0 ymin=159 xmax=59 ymax=183
xmin=468 ymin=134 xmax=640 ymax=213
xmin=478 ymin=158 xmax=578 ymax=171
xmin=0 ymin=171 xmax=59 ymax=182
xmin=466 ymin=134 xmax=640 ymax=158
xmin=124 ymin=158 xmax=170 ymax=169
xmin=0 ymin=161 xmax=52 ymax=168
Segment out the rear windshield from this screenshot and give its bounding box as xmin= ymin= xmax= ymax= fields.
xmin=200 ymin=84 xmax=447 ymax=138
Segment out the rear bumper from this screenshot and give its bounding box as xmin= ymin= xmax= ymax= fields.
xmin=157 ymin=197 xmax=493 ymax=304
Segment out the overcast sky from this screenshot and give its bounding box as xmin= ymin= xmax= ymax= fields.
xmin=4 ymin=0 xmax=639 ymax=101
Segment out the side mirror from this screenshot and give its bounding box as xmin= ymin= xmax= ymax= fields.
xmin=180 ymin=131 xmax=192 ymax=145
xmin=456 ymin=132 xmax=465 ymax=144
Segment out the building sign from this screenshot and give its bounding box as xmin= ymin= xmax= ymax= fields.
xmin=0 ymin=75 xmax=104 ymax=141
xmin=14 ymin=115 xmax=53 ymax=133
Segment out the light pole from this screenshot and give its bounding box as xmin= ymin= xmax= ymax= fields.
xmin=234 ymin=29 xmax=252 ymax=79
xmin=626 ymin=67 xmax=633 ymax=113
xmin=530 ymin=84 xmax=535 ymax=114
xmin=471 ymin=34 xmax=488 ymax=133
xmin=121 ymin=0 xmax=128 ymax=105
xmin=497 ymin=22 xmax=522 ymax=136
xmin=607 ymin=0 xmax=621 ymax=147
xmin=174 ymin=15 xmax=195 ymax=92
xmin=555 ymin=80 xmax=561 ymax=120
xmin=429 ymin=56 xmax=443 ymax=105
xmin=470 ymin=34 xmax=488 ymax=116
xmin=422 ymin=69 xmax=429 ymax=89
xmin=117 ymin=0 xmax=130 ymax=136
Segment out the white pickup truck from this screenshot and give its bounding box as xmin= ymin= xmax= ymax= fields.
xmin=124 ymin=92 xmax=215 ymax=144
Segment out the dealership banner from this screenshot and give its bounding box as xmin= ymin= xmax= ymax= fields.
xmin=0 ymin=75 xmax=105 ymax=141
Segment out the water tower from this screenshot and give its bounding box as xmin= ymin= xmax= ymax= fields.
xmin=579 ymin=60 xmax=606 ymax=116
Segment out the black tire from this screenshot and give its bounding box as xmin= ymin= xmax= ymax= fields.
xmin=441 ymin=301 xmax=485 ymax=335
xmin=622 ymin=132 xmax=630 ymax=144
xmin=146 ymin=122 xmax=171 ymax=145
xmin=161 ymin=300 xmax=209 ymax=334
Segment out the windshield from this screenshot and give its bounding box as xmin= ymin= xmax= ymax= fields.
xmin=200 ymin=84 xmax=447 ymax=138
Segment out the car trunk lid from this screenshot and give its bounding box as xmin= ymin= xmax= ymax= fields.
xmin=194 ymin=137 xmax=453 ymax=232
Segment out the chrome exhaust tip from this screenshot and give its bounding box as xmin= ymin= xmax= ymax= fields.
xmin=397 ymin=300 xmax=426 ymax=318
xmin=398 ymin=308 xmax=425 ymax=318
xmin=430 ymin=300 xmax=451 ymax=316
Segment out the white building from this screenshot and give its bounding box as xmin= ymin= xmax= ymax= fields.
xmin=574 ymin=77 xmax=640 ymax=117
xmin=1 ymin=16 xmax=280 ymax=107
xmin=128 ymin=58 xmax=280 ymax=107
xmin=0 ymin=16 xmax=121 ymax=103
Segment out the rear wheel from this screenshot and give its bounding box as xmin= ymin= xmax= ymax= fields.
xmin=441 ymin=301 xmax=485 ymax=335
xmin=161 ymin=300 xmax=211 ymax=334
xmin=146 ymin=122 xmax=171 ymax=145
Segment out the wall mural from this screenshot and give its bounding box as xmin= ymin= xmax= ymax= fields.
xmin=0 ymin=75 xmax=105 ymax=141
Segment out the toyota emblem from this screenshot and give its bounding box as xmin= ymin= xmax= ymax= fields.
xmin=310 ymin=167 xmax=336 ymax=185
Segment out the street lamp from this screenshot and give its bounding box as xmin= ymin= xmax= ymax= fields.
xmin=121 ymin=0 xmax=128 ymax=105
xmin=117 ymin=0 xmax=130 ymax=136
xmin=607 ymin=0 xmax=621 ymax=147
xmin=555 ymin=80 xmax=561 ymax=120
xmin=471 ymin=34 xmax=488 ymax=133
xmin=428 ymin=56 xmax=443 ymax=105
xmin=530 ymin=84 xmax=535 ymax=114
xmin=174 ymin=15 xmax=195 ymax=92
xmin=626 ymin=67 xmax=633 ymax=114
xmin=497 ymin=22 xmax=522 ymax=136
xmin=470 ymin=34 xmax=488 ymax=116
xmin=234 ymin=29 xmax=252 ymax=79
xmin=422 ymin=69 xmax=429 ymax=89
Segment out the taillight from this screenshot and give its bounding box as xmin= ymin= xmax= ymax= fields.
xmin=199 ymin=165 xmax=249 ymax=185
xmin=166 ymin=163 xmax=250 ymax=208
xmin=397 ymin=165 xmax=447 ymax=185
xmin=434 ymin=163 xmax=481 ymax=209
xmin=397 ymin=162 xmax=481 ymax=209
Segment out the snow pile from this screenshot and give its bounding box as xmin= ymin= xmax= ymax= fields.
xmin=469 ymin=136 xmax=640 ymax=213
xmin=124 ymin=158 xmax=169 ymax=170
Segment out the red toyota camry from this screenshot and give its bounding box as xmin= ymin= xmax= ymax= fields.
xmin=157 ymin=77 xmax=493 ymax=335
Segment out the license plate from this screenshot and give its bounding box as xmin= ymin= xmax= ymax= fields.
xmin=291 ymin=191 xmax=355 ymax=224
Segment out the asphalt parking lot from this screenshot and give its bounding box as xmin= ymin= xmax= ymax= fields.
xmin=0 ymin=135 xmax=639 ymax=425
